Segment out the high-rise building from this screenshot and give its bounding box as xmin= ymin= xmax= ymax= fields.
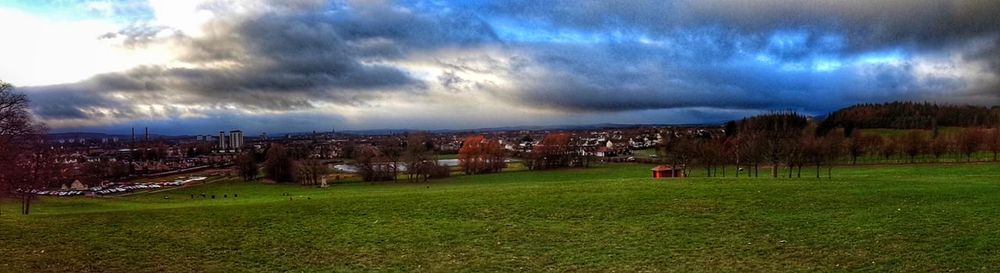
xmin=218 ymin=131 xmax=227 ymax=151
xmin=229 ymin=130 xmax=244 ymax=151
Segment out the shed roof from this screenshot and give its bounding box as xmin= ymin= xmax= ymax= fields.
xmin=651 ymin=165 xmax=683 ymax=171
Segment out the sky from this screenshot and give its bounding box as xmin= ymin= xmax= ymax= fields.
xmin=1 ymin=0 xmax=999 ymax=135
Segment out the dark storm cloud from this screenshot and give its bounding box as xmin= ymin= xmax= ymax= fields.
xmin=27 ymin=0 xmax=498 ymax=121
xmin=27 ymin=83 xmax=138 ymax=119
xmin=20 ymin=0 xmax=1000 ymax=130
xmin=463 ymin=0 xmax=1000 ymax=53
xmin=448 ymin=0 xmax=1000 ymax=112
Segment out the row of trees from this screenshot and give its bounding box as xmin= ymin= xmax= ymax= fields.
xmin=843 ymin=129 xmax=1000 ymax=163
xmin=352 ymin=134 xmax=449 ymax=182
xmin=235 ymin=144 xmax=329 ymax=185
xmin=660 ymin=112 xmax=1000 ymax=179
xmin=456 ymin=132 xmax=600 ymax=175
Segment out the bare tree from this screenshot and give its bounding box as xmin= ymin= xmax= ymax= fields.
xmin=801 ymin=132 xmax=824 ymax=178
xmin=822 ymin=130 xmax=847 ymax=178
xmin=659 ymin=133 xmax=695 ymax=177
xmin=404 ymin=133 xmax=434 ymax=182
xmin=880 ymin=136 xmax=901 ymax=162
xmin=929 ymin=135 xmax=952 ymax=162
xmin=902 ymin=130 xmax=929 ymax=163
xmin=297 ymin=157 xmax=327 ymax=186
xmin=354 ymin=144 xmax=392 ymax=182
xmin=958 ymin=128 xmax=986 ymax=161
xmin=9 ymin=125 xmax=57 ymax=215
xmin=0 ymin=81 xmax=45 ymax=215
xmin=986 ymin=128 xmax=1000 ymax=161
xmin=264 ymin=144 xmax=296 ymax=183
xmin=847 ymin=131 xmax=866 ymax=164
xmin=378 ymin=138 xmax=403 ymax=182
xmin=235 ymin=151 xmax=258 ymax=181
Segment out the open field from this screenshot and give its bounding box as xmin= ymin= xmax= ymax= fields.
xmin=4 ymin=163 xmax=1000 ymax=272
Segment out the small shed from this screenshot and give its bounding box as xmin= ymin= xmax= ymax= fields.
xmin=651 ymin=165 xmax=685 ymax=179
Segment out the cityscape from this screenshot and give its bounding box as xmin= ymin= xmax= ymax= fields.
xmin=3 ymin=1 xmax=1000 ymax=272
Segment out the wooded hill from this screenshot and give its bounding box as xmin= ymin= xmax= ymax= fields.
xmin=818 ymin=102 xmax=1000 ymax=133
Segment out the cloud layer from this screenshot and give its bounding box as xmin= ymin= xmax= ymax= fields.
xmin=6 ymin=0 xmax=1000 ymax=134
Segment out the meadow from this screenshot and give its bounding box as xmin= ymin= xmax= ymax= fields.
xmin=3 ymin=163 xmax=1000 ymax=272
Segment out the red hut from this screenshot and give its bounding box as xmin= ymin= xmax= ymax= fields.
xmin=651 ymin=165 xmax=685 ymax=178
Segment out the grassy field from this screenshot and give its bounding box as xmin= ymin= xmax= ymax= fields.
xmin=3 ymin=163 xmax=1000 ymax=272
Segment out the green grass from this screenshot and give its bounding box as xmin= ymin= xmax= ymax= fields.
xmin=4 ymin=163 xmax=1000 ymax=272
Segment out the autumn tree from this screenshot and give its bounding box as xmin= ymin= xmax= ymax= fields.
xmin=532 ymin=133 xmax=575 ymax=170
xmin=235 ymin=151 xmax=258 ymax=181
xmin=264 ymin=144 xmax=296 ymax=183
xmin=458 ymin=135 xmax=508 ymax=174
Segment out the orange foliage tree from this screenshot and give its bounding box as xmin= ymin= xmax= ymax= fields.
xmin=458 ymin=135 xmax=506 ymax=175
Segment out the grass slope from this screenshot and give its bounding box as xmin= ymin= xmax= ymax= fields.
xmin=3 ymin=163 xmax=1000 ymax=272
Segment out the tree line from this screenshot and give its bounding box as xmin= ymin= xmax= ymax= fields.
xmin=820 ymin=101 xmax=1000 ymax=134
xmin=660 ymin=112 xmax=1000 ymax=179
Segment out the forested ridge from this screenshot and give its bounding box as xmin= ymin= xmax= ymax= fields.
xmin=819 ymin=102 xmax=1000 ymax=132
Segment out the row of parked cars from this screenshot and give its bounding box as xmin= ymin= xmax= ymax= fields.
xmin=31 ymin=176 xmax=209 ymax=196
xmin=30 ymin=190 xmax=85 ymax=196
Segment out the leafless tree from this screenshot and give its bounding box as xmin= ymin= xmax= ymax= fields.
xmin=235 ymin=151 xmax=258 ymax=181
xmin=986 ymin=128 xmax=1000 ymax=161
xmin=378 ymin=138 xmax=404 ymax=182
xmin=264 ymin=144 xmax=296 ymax=183
xmin=404 ymin=133 xmax=434 ymax=182
xmin=822 ymin=130 xmax=847 ymax=178
xmin=929 ymin=135 xmax=952 ymax=162
xmin=297 ymin=157 xmax=327 ymax=185
xmin=958 ymin=128 xmax=986 ymax=161
xmin=902 ymin=130 xmax=929 ymax=163
xmin=0 ymin=81 xmax=48 ymax=215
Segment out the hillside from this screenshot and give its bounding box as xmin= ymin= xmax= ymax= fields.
xmin=4 ymin=163 xmax=1000 ymax=272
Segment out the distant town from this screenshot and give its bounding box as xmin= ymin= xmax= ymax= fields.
xmin=40 ymin=124 xmax=686 ymax=193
